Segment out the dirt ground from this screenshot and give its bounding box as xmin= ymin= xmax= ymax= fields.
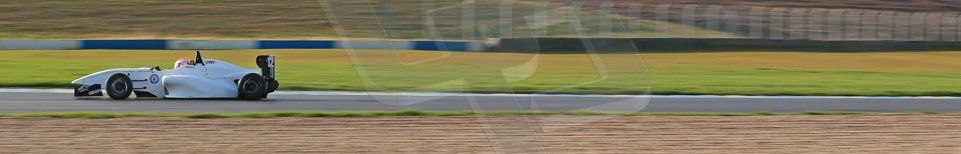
xmin=0 ymin=115 xmax=960 ymax=153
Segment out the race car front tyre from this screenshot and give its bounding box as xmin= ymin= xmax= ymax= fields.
xmin=238 ymin=74 xmax=267 ymax=100
xmin=106 ymin=73 xmax=133 ymax=100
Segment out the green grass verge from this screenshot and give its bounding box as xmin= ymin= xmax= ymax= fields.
xmin=1 ymin=50 xmax=960 ymax=96
xmin=0 ymin=110 xmax=941 ymax=119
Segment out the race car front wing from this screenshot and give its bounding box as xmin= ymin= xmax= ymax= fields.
xmin=74 ymin=84 xmax=103 ymax=97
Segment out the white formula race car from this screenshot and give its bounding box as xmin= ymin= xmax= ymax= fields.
xmin=72 ymin=51 xmax=277 ymax=100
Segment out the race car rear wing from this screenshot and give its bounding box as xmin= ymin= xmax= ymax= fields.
xmin=256 ymin=55 xmax=275 ymax=80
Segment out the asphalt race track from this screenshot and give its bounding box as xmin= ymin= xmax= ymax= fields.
xmin=1 ymin=89 xmax=960 ymax=113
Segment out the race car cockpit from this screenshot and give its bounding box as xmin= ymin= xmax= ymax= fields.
xmin=174 ymin=51 xmax=206 ymax=69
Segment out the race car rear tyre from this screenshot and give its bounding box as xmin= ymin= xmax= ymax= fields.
xmin=238 ymin=74 xmax=267 ymax=100
xmin=266 ymin=79 xmax=279 ymax=93
xmin=106 ymin=74 xmax=133 ymax=100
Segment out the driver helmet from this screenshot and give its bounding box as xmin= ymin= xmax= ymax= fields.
xmin=174 ymin=58 xmax=189 ymax=69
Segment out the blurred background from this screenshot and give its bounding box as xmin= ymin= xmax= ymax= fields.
xmin=2 ymin=0 xmax=961 ymax=40
xmin=0 ymin=0 xmax=959 ymax=96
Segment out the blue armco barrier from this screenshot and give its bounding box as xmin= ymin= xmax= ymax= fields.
xmin=169 ymin=40 xmax=257 ymax=50
xmin=82 ymin=40 xmax=168 ymax=49
xmin=0 ymin=40 xmax=79 ymax=50
xmin=413 ymin=41 xmax=470 ymax=51
xmin=334 ymin=41 xmax=413 ymax=50
xmin=258 ymin=40 xmax=334 ymax=49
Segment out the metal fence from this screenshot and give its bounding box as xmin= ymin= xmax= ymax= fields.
xmin=359 ymin=1 xmax=961 ymax=41
xmin=526 ymin=3 xmax=961 ymax=40
xmin=623 ymin=4 xmax=961 ymax=41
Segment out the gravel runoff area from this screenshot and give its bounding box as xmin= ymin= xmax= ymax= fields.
xmin=1 ymin=115 xmax=960 ymax=153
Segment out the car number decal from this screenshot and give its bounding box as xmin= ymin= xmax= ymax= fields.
xmin=149 ymin=74 xmax=160 ymax=84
